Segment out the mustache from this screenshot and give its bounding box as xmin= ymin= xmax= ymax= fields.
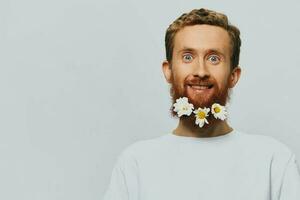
xmin=185 ymin=77 xmax=216 ymax=86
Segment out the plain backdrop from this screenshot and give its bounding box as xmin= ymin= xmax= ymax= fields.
xmin=1 ymin=0 xmax=300 ymax=199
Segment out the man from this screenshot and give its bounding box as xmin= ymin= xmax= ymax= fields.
xmin=103 ymin=8 xmax=300 ymax=200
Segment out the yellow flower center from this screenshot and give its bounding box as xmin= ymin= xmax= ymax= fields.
xmin=183 ymin=107 xmax=187 ymax=110
xmin=214 ymin=106 xmax=221 ymax=113
xmin=197 ymin=111 xmax=206 ymax=119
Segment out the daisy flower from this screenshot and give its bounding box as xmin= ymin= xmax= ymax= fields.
xmin=173 ymin=97 xmax=194 ymax=117
xmin=193 ymin=107 xmax=210 ymax=128
xmin=211 ymin=103 xmax=227 ymax=120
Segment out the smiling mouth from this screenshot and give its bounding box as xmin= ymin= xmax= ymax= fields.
xmin=188 ymin=84 xmax=214 ymax=90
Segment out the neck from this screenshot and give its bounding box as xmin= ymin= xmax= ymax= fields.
xmin=173 ymin=117 xmax=233 ymax=138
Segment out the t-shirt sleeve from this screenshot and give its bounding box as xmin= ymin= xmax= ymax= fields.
xmin=102 ymin=148 xmax=140 ymax=200
xmin=102 ymin=158 xmax=129 ymax=200
xmin=279 ymin=153 xmax=300 ymax=200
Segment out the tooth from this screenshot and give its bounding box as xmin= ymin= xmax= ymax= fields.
xmin=191 ymin=85 xmax=208 ymax=89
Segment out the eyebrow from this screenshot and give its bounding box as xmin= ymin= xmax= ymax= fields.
xmin=178 ymin=47 xmax=226 ymax=57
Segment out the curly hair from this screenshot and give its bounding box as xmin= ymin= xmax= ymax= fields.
xmin=165 ymin=8 xmax=241 ymax=70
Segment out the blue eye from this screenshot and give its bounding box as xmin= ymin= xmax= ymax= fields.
xmin=183 ymin=54 xmax=193 ymax=62
xmin=208 ymin=55 xmax=220 ymax=64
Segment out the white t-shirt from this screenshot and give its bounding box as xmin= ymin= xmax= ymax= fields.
xmin=103 ymin=130 xmax=300 ymax=200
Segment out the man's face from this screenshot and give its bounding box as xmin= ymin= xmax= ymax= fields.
xmin=162 ymin=24 xmax=241 ymax=118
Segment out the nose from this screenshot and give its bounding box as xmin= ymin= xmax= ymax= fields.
xmin=193 ymin=59 xmax=210 ymax=79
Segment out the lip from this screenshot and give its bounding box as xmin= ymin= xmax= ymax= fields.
xmin=187 ymin=84 xmax=214 ymax=94
xmin=187 ymin=84 xmax=213 ymax=89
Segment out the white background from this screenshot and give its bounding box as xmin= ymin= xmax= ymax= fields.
xmin=1 ymin=0 xmax=300 ymax=199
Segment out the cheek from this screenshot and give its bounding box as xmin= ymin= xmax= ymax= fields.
xmin=171 ymin=71 xmax=188 ymax=91
xmin=212 ymin=69 xmax=231 ymax=88
xmin=172 ymin=67 xmax=189 ymax=82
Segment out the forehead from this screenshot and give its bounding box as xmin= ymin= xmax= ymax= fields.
xmin=173 ymin=24 xmax=231 ymax=56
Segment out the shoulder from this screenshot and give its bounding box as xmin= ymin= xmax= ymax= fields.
xmin=235 ymin=130 xmax=294 ymax=161
xmin=115 ymin=135 xmax=165 ymax=166
xmin=119 ymin=135 xmax=165 ymax=157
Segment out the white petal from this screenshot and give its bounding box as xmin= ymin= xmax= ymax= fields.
xmin=198 ymin=120 xmax=205 ymax=128
xmin=204 ymin=118 xmax=209 ymax=124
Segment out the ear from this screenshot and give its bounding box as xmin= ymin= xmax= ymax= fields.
xmin=228 ymin=66 xmax=241 ymax=88
xmin=162 ymin=60 xmax=172 ymax=84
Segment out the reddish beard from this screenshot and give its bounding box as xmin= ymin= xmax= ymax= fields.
xmin=169 ymin=75 xmax=231 ymax=125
